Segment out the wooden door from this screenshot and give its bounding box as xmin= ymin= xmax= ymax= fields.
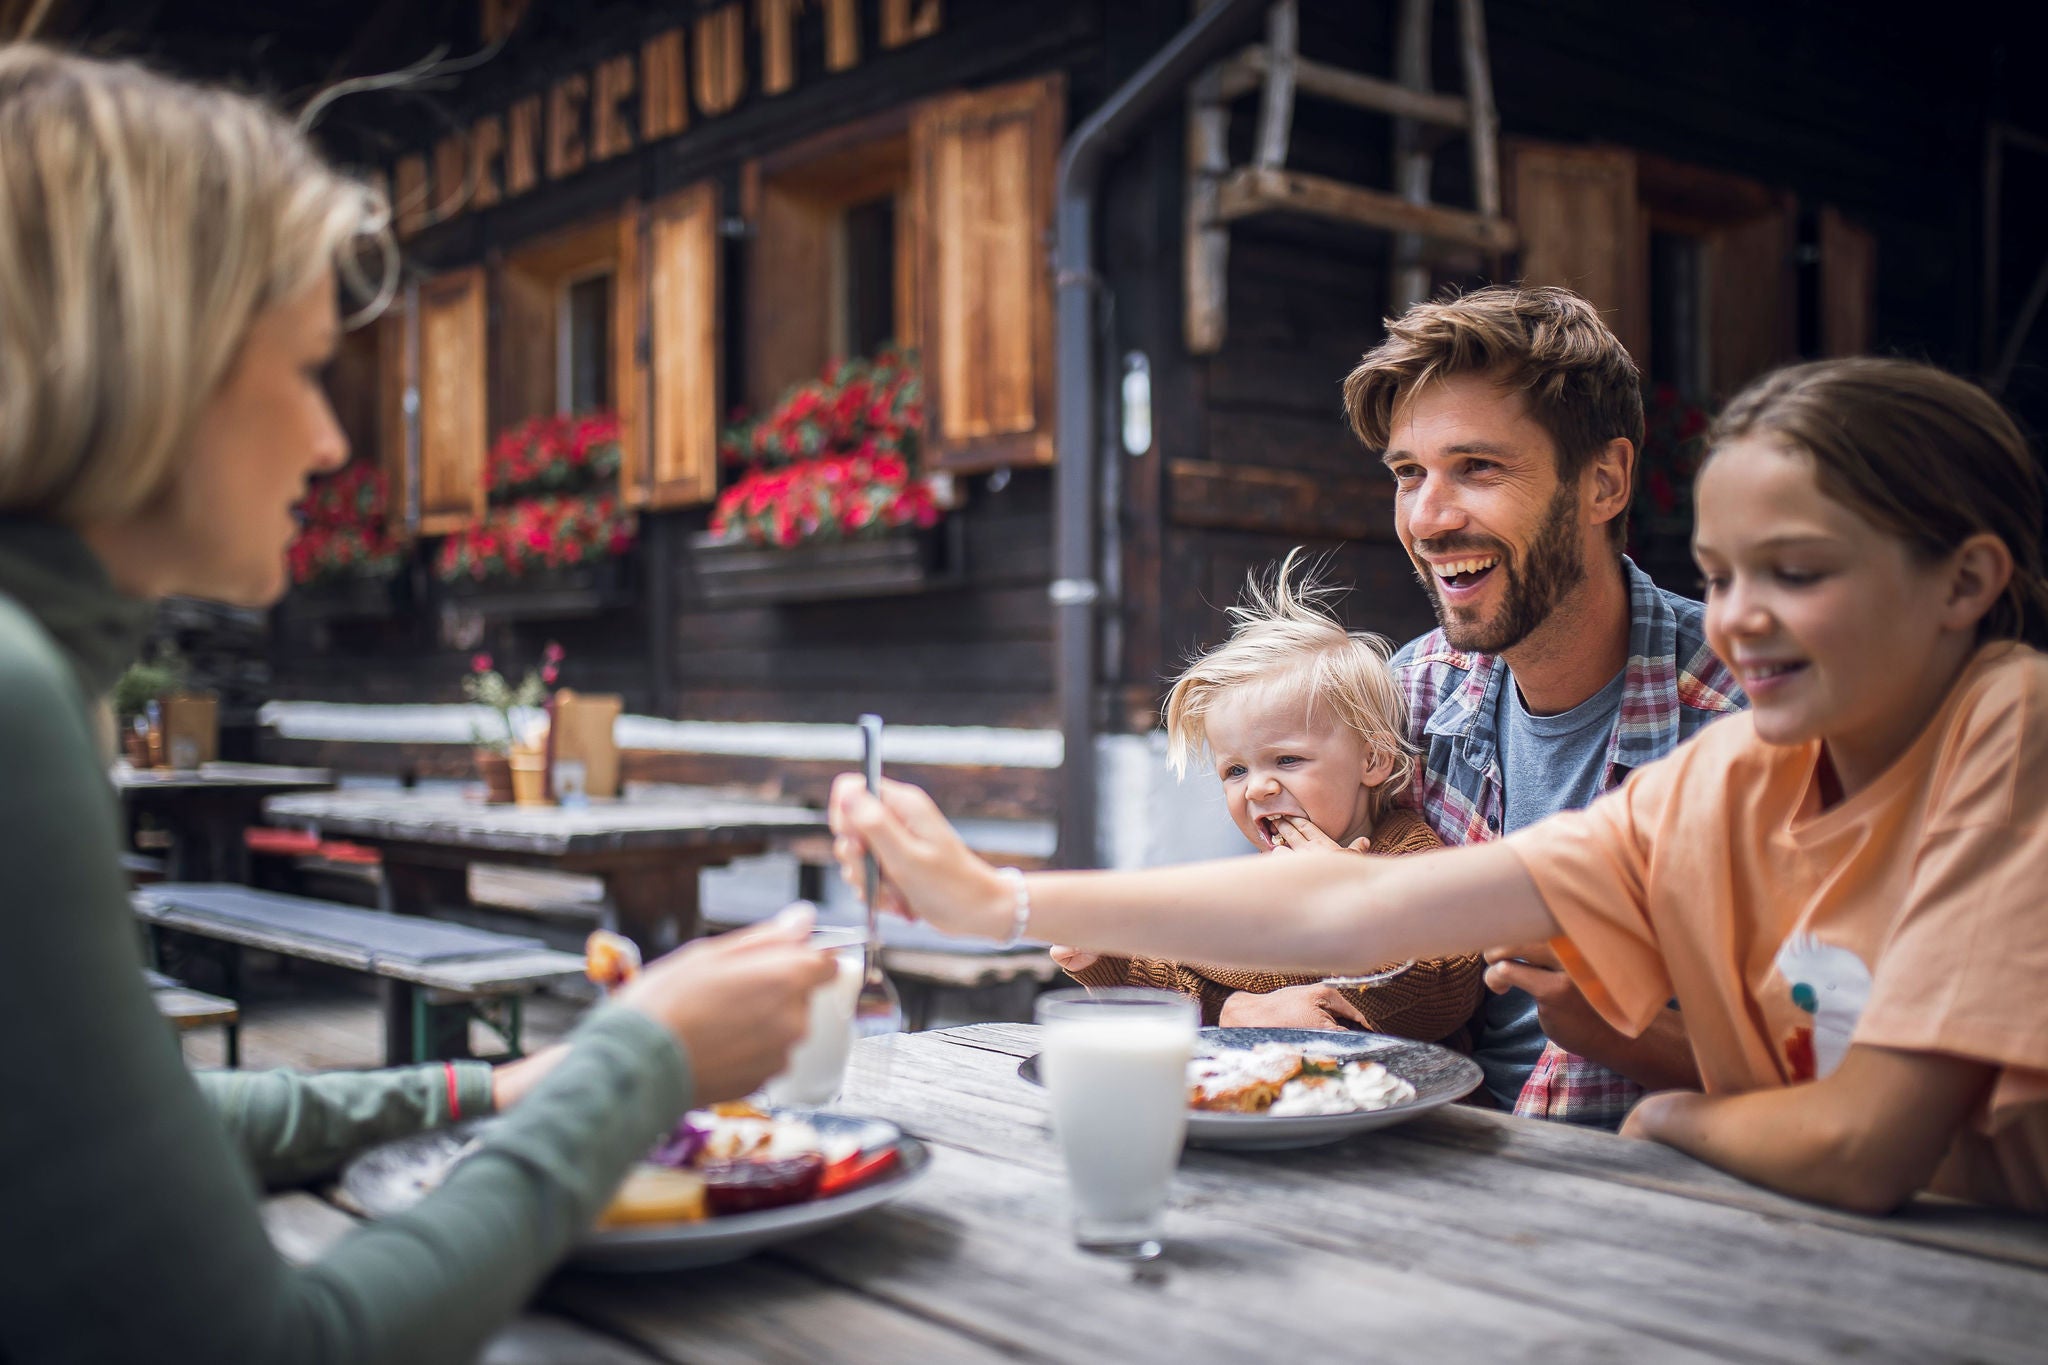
xmin=912 ymin=74 xmax=1063 ymax=471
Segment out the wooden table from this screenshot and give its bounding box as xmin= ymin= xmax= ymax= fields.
xmin=266 ymin=1024 xmax=2048 ymax=1363
xmin=264 ymin=788 xmax=826 ymax=952
xmin=115 ymin=762 xmax=335 ymax=883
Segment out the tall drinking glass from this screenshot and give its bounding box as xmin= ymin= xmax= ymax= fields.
xmin=1035 ymin=987 xmax=1198 ymax=1261
xmin=761 ymin=925 xmax=866 ymax=1107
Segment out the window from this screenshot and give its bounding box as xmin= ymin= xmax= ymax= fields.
xmin=743 ymin=116 xmax=919 ymax=413
xmin=560 ymin=269 xmax=614 ymax=414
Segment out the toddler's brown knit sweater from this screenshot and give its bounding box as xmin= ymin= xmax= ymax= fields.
xmin=1065 ymin=808 xmax=1483 ymax=1051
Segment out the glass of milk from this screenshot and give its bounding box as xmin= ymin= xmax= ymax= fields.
xmin=761 ymin=925 xmax=866 ymax=1108
xmin=1035 ymin=987 xmax=1198 ymax=1261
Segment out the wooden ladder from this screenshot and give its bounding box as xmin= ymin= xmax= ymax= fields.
xmin=1187 ymin=0 xmax=1516 ymax=353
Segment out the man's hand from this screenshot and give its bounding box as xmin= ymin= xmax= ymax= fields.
xmin=1219 ymin=983 xmax=1368 ymax=1031
xmin=1269 ymin=814 xmax=1370 ymax=854
xmin=1484 ymin=942 xmax=1700 ymax=1091
xmin=1050 ymin=945 xmax=1101 ymax=973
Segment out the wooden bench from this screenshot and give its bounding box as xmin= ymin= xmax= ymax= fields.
xmin=145 ymin=968 xmax=241 ymax=1067
xmin=134 ymin=883 xmax=586 ymax=1065
xmin=122 ymin=851 xmax=168 ymax=886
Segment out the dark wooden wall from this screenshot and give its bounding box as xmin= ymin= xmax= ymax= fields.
xmin=1106 ymin=0 xmax=2043 ymax=735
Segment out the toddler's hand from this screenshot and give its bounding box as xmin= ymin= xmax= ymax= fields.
xmin=1050 ymin=944 xmax=1101 ymax=973
xmin=1270 ymin=814 xmax=1371 ymax=855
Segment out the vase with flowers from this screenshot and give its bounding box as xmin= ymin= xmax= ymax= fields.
xmin=462 ymin=642 xmax=565 ymax=803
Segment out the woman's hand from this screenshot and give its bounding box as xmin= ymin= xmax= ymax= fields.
xmin=613 ymin=907 xmax=837 ymax=1102
xmin=829 ymin=773 xmax=1014 ymax=940
xmin=1050 ymin=945 xmax=1101 ymax=973
xmin=1269 ymin=815 xmax=1370 ymax=855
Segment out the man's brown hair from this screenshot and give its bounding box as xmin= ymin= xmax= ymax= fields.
xmin=1342 ymin=286 xmax=1644 ymax=547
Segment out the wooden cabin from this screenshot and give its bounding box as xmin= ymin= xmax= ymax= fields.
xmin=39 ymin=0 xmax=2048 ymax=866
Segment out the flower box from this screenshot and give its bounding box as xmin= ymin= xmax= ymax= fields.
xmin=440 ymin=557 xmax=634 ymax=619
xmin=690 ymin=524 xmax=959 ymax=607
xmin=287 ymin=573 xmax=404 ymax=621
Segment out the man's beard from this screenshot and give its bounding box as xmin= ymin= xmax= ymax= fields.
xmin=1416 ymin=482 xmax=1587 ymax=656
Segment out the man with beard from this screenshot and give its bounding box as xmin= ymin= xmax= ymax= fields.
xmin=1219 ymin=286 xmax=1745 ymax=1130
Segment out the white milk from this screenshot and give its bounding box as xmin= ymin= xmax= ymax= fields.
xmin=1040 ymin=1014 xmax=1195 ymax=1228
xmin=762 ymin=949 xmax=862 ymax=1106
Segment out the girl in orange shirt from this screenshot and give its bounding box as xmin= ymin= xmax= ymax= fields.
xmin=831 ymin=357 xmax=2048 ymax=1215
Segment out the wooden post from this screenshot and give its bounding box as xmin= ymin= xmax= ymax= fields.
xmin=1389 ymin=0 xmax=1434 ymax=313
xmin=1252 ymin=0 xmax=1297 ymax=172
xmin=1185 ymin=65 xmax=1230 ymax=355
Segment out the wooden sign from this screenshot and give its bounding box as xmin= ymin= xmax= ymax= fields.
xmin=395 ymin=0 xmax=944 ymax=237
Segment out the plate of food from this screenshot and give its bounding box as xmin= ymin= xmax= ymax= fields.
xmin=1018 ymin=1026 xmax=1482 ymax=1150
xmin=340 ymin=1102 xmax=931 ymax=1271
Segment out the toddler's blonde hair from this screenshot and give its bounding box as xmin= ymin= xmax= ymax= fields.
xmin=1163 ymin=550 xmax=1415 ymax=818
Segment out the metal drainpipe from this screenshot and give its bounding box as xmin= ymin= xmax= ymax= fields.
xmin=1051 ymin=0 xmax=1267 ymax=868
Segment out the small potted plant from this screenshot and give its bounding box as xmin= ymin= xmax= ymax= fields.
xmin=113 ymin=657 xmax=183 ymax=768
xmin=461 ymin=643 xmax=564 ymax=803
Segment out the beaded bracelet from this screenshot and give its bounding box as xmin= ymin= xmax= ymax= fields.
xmin=994 ymin=866 xmax=1031 ymax=947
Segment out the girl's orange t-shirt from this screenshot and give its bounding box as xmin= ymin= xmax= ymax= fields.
xmin=1508 ymin=642 xmax=2048 ymax=1212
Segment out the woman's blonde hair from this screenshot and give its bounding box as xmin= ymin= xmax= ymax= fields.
xmin=1163 ymin=550 xmax=1416 ymax=817
xmin=0 ymin=44 xmax=395 ymax=524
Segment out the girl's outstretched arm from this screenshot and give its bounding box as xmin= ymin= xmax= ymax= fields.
xmin=829 ymin=774 xmax=1556 ymax=975
xmin=1623 ymin=1045 xmax=1994 ymax=1214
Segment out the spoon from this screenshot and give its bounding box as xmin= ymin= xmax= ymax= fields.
xmin=853 ymin=714 xmax=904 ymax=1036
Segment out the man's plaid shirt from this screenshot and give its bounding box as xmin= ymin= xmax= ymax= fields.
xmin=1391 ymin=558 xmax=1745 ymax=1128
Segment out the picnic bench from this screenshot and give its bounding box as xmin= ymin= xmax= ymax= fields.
xmin=144 ymin=968 xmax=239 ymax=1067
xmin=114 ymin=762 xmax=336 ymax=883
xmin=134 ymin=883 xmax=586 ymax=1064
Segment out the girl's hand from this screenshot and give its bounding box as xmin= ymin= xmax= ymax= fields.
xmin=1050 ymin=944 xmax=1101 ymax=973
xmin=829 ymin=773 xmax=1015 ymax=940
xmin=1270 ymin=814 xmax=1371 ymax=855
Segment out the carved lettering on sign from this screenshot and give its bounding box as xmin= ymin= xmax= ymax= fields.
xmin=394 ymin=154 xmax=429 ymax=237
xmin=593 ymin=55 xmax=637 ymax=161
xmin=469 ymin=114 xmax=505 ymax=209
xmin=821 ymin=0 xmax=859 ymax=71
xmin=396 ymin=0 xmax=945 ymax=224
xmin=547 ymin=74 xmax=589 ymax=179
xmin=506 ymin=96 xmax=542 ymax=196
xmin=693 ymin=5 xmax=746 ymax=117
xmin=641 ymin=28 xmax=688 ymax=141
xmin=881 ymin=0 xmax=941 ymax=47
xmin=757 ymin=0 xmax=803 ymax=96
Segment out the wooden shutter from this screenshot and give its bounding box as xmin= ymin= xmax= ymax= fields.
xmin=642 ymin=181 xmax=721 ymax=509
xmin=912 ymin=74 xmax=1063 ymax=471
xmin=492 ymin=261 xmax=556 ymax=432
xmin=1705 ymin=197 xmax=1797 ymax=397
xmin=1506 ymin=140 xmax=1648 ymax=369
xmin=416 ymin=267 xmax=489 ymax=535
xmin=614 ymin=201 xmax=647 ymax=499
xmin=1818 ymin=206 xmax=1877 ymax=357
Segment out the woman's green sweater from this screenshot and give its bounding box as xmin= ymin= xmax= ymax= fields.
xmin=0 ymin=518 xmax=693 ymax=1364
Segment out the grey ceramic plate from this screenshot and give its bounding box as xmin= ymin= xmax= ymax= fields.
xmin=340 ymin=1110 xmax=931 ymax=1272
xmin=1019 ymin=1026 xmax=1483 ymax=1151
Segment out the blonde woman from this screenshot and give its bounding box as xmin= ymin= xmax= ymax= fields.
xmin=0 ymin=46 xmax=832 ymax=1362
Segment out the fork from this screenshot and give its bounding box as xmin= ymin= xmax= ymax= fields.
xmin=1318 ymin=960 xmax=1418 ymax=990
xmin=853 ymin=714 xmax=904 ymax=1036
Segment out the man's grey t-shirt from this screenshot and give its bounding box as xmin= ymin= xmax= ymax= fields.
xmin=1472 ymin=666 xmax=1628 ymax=1110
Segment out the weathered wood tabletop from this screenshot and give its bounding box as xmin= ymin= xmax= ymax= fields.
xmin=267 ymin=1023 xmax=2048 ymax=1364
xmin=265 ymin=787 xmax=826 ymax=951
